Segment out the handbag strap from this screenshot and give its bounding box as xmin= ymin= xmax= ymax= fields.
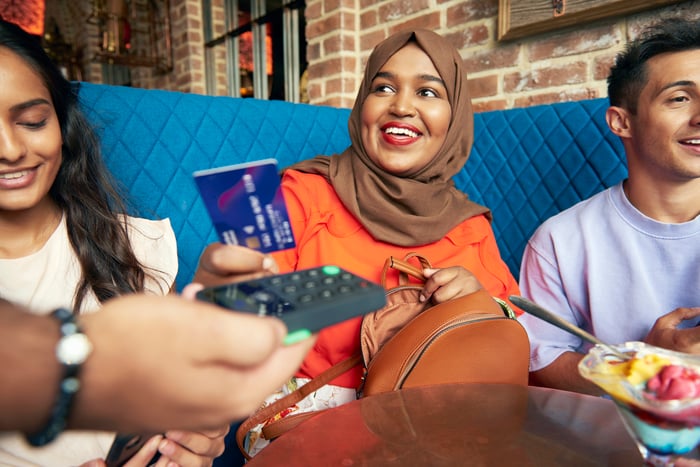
xmin=380 ymin=253 xmax=432 ymax=287
xmin=236 ymin=353 xmax=363 ymax=459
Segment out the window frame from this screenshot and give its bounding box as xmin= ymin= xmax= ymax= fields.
xmin=202 ymin=0 xmax=304 ymax=101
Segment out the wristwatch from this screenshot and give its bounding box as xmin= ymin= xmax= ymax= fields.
xmin=26 ymin=308 xmax=93 ymax=446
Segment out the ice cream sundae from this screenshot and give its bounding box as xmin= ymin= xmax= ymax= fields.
xmin=646 ymin=364 xmax=700 ymax=401
xmin=579 ymin=342 xmax=700 ymax=465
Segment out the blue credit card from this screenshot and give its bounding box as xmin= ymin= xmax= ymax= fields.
xmin=193 ymin=159 xmax=296 ymax=253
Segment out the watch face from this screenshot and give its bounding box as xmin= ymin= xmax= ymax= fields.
xmin=56 ymin=333 xmax=93 ymax=365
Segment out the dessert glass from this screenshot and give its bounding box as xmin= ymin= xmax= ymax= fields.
xmin=579 ymin=341 xmax=700 ymax=466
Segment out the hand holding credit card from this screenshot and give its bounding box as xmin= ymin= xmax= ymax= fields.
xmin=194 ymin=159 xmax=295 ymax=253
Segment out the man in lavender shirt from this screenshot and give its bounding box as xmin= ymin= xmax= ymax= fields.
xmin=518 ymin=18 xmax=700 ymax=395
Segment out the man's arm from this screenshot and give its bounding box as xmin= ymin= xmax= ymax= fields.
xmin=2 ymin=295 xmax=314 ymax=435
xmin=0 ymin=301 xmax=63 ymax=434
xmin=529 ymin=351 xmax=603 ymax=395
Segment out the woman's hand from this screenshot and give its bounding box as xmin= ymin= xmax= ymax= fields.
xmin=79 ymin=435 xmax=162 ymax=467
xmin=193 ymin=243 xmax=278 ymax=287
xmin=79 ymin=427 xmax=226 ymax=467
xmin=420 ymin=266 xmax=483 ymax=304
xmin=155 ymin=426 xmax=228 ymax=466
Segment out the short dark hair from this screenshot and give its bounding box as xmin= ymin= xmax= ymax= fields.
xmin=607 ymin=18 xmax=700 ymax=113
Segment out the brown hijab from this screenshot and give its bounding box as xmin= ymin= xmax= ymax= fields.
xmin=289 ymin=29 xmax=489 ymax=246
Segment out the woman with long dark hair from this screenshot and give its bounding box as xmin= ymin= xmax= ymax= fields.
xmin=0 ymin=18 xmax=225 ymax=465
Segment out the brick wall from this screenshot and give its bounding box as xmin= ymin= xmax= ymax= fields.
xmin=47 ymin=0 xmax=203 ymax=93
xmin=130 ymin=0 xmax=205 ymax=93
xmin=305 ymin=0 xmax=700 ymax=110
xmin=49 ymin=0 xmax=700 ymax=110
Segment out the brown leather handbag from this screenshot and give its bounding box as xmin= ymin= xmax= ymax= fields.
xmin=236 ymin=253 xmax=530 ymax=459
xmin=360 ymin=253 xmax=530 ymax=396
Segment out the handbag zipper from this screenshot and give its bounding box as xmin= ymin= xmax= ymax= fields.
xmin=395 ymin=314 xmax=505 ymax=389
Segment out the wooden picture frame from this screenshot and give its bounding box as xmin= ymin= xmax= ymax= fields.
xmin=498 ymin=0 xmax=681 ymax=41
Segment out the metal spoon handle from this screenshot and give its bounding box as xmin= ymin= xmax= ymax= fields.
xmin=509 ymin=295 xmax=629 ymax=360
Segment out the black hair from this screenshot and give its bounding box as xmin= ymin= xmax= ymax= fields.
xmin=608 ymin=18 xmax=700 ymax=113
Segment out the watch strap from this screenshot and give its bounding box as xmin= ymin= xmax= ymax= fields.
xmin=26 ymin=308 xmax=91 ymax=446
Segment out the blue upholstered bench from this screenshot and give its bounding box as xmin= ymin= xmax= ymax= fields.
xmin=77 ymin=81 xmax=627 ymax=289
xmin=76 ymin=81 xmax=628 ymax=465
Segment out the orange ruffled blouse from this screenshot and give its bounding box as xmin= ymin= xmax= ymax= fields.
xmin=271 ymin=169 xmax=521 ymax=388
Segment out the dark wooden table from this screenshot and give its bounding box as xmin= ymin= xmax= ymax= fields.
xmin=247 ymin=383 xmax=646 ymax=466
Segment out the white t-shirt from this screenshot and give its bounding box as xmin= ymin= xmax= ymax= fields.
xmin=518 ymin=182 xmax=700 ymax=372
xmin=0 ymin=215 xmax=177 ymax=466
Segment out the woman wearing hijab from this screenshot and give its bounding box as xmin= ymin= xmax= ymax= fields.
xmin=247 ymin=29 xmax=520 ymax=455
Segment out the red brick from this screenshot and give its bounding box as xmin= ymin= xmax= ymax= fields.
xmin=388 ymin=13 xmax=440 ymax=35
xmin=359 ymin=0 xmax=378 ymax=9
xmin=468 ymin=75 xmax=498 ymax=99
xmin=360 ymin=10 xmax=378 ymax=29
xmin=324 ymin=34 xmax=355 ymax=55
xmin=379 ymin=0 xmax=431 ymax=23
xmin=317 ymin=95 xmax=350 ymax=108
xmin=323 ymin=36 xmax=342 ymax=55
xmin=462 ymin=45 xmax=520 ymax=74
xmin=445 ymin=25 xmax=490 ymax=49
xmin=307 ymin=42 xmax=321 ymax=62
xmin=504 ymin=62 xmax=587 ymax=92
xmin=305 ymin=1 xmax=322 ymax=20
xmin=594 ymin=54 xmax=617 ymax=81
xmin=306 ymin=12 xmax=341 ymax=37
xmin=513 ymin=88 xmax=600 ymax=108
xmin=529 ymin=25 xmax=620 ymax=61
xmin=311 ymin=56 xmax=357 ymax=78
xmin=324 ymin=0 xmax=342 ymax=13
xmin=325 ymin=76 xmax=357 ymax=95
xmin=360 ymin=30 xmax=387 ymax=52
xmin=341 ymin=14 xmax=355 ymax=30
xmin=307 ymin=81 xmax=322 ymax=100
xmin=446 ymin=0 xmax=498 ymax=26
xmin=473 ymin=99 xmax=507 ymax=113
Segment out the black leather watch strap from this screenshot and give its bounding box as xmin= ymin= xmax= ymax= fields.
xmin=26 ymin=308 xmax=92 ymax=446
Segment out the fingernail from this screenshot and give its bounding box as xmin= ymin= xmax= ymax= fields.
xmin=150 ymin=434 xmax=164 ymax=450
xmin=262 ymin=256 xmax=277 ymax=272
xmin=159 ymin=438 xmax=174 ymax=456
xmin=419 ymin=294 xmax=426 ymax=303
xmin=181 ymin=283 xmax=203 ymax=300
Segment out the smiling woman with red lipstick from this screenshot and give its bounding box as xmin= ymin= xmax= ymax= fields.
xmin=0 ymin=19 xmax=227 ymax=466
xmin=243 ymin=29 xmax=522 ymax=457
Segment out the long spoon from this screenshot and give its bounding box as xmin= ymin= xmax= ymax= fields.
xmin=509 ymin=295 xmax=630 ymax=361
